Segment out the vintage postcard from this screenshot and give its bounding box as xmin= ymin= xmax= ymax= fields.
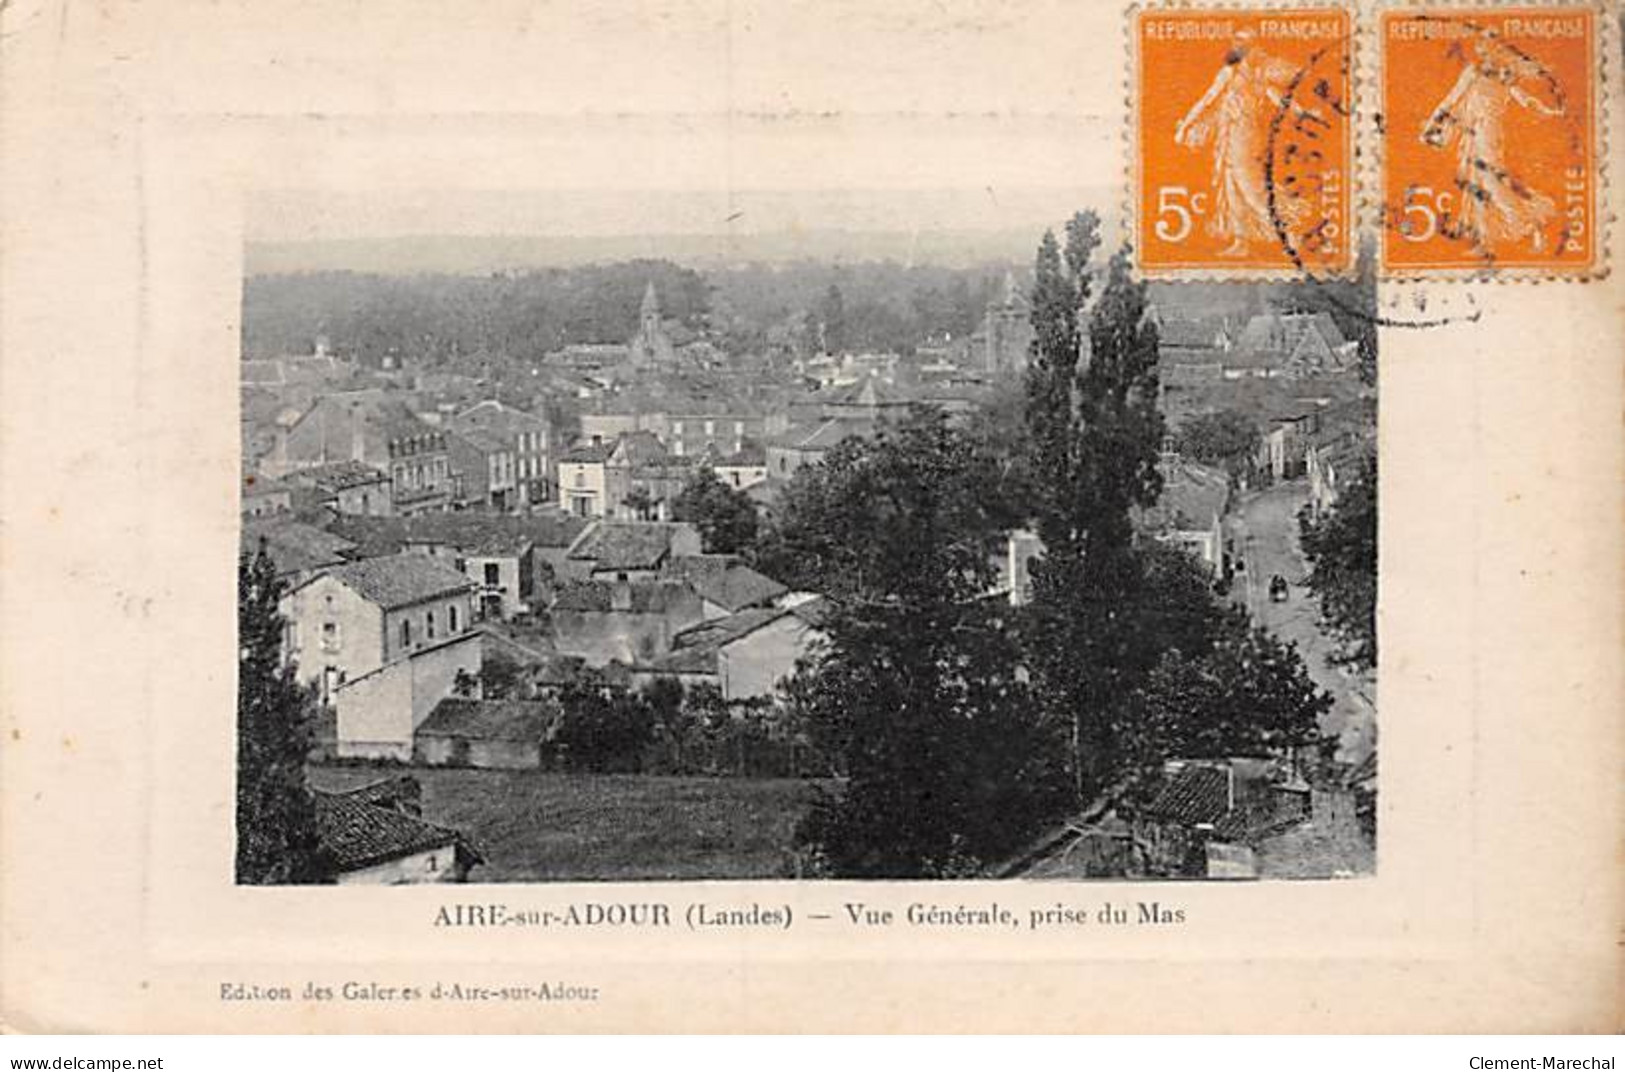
xmin=0 ymin=0 xmax=1620 ymax=1034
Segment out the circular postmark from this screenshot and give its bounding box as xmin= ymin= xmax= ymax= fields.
xmin=1265 ymin=41 xmax=1353 ymax=276
xmin=1264 ymin=40 xmax=1482 ymax=331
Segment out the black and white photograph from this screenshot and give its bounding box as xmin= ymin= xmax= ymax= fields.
xmin=5 ymin=0 xmax=1623 ymax=1046
xmin=236 ymin=189 xmax=1378 ymax=885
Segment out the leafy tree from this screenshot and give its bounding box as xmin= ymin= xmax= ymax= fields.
xmin=963 ymin=377 xmax=1036 ymax=511
xmin=236 ymin=547 xmax=325 ymax=885
xmin=1119 ymin=626 xmax=1333 ymax=786
xmin=1176 ymin=409 xmax=1261 ymax=480
xmin=478 ymin=650 xmax=524 ymax=700
xmin=1299 ymin=454 xmax=1378 ymax=670
xmin=1023 ymin=215 xmax=1166 ymax=800
xmin=777 ymin=409 xmax=1070 ymax=876
xmin=642 ymin=677 xmax=694 ymax=771
xmin=752 ymin=407 xmax=1022 ymax=600
xmin=1121 ymin=542 xmax=1242 ymax=674
xmin=553 ymin=678 xmax=655 ymax=773
xmin=622 ymin=486 xmax=658 ymax=522
xmin=671 ymin=466 xmax=759 ymax=554
xmin=241 ymin=260 xmax=714 ymax=367
xmin=796 ymin=602 xmax=1069 ymax=876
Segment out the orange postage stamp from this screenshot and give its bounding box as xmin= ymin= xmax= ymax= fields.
xmin=1379 ymin=6 xmax=1601 ymax=277
xmin=1133 ymin=6 xmax=1355 ymax=278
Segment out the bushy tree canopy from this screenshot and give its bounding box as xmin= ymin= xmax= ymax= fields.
xmin=672 ymin=466 xmax=759 ymax=554
xmin=1120 ymin=626 xmax=1333 ymax=783
xmin=1300 ymin=454 xmax=1378 ymax=670
xmin=776 ymin=409 xmax=1070 ymax=876
xmin=1176 ymin=409 xmax=1261 ymax=479
xmin=236 ymin=548 xmax=325 ymax=885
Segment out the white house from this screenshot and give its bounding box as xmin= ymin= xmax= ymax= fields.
xmin=632 ymin=600 xmax=830 ymax=701
xmin=557 ymin=443 xmax=612 ymax=517
xmin=281 ymin=554 xmax=481 ymax=758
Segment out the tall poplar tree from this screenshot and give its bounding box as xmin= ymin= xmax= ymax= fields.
xmin=236 ymin=547 xmax=325 ymax=884
xmin=1024 ymin=214 xmax=1166 ymax=800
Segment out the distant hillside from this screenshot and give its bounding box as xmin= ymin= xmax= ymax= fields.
xmin=244 ymin=228 xmax=1055 ymax=276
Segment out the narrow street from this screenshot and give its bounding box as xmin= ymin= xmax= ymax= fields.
xmin=1230 ymin=479 xmax=1375 ymax=767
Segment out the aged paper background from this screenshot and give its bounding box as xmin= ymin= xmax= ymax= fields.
xmin=0 ymin=0 xmax=1620 ymax=1032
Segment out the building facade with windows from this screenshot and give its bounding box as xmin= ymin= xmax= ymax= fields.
xmin=557 ymin=444 xmax=611 ymax=517
xmin=447 ymin=400 xmax=552 ymax=507
xmin=279 ymin=554 xmax=476 ymax=701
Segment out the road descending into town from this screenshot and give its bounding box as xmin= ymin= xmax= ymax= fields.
xmin=1230 ymin=479 xmax=1375 ymax=768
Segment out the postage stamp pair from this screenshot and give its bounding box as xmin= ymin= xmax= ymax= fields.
xmin=1133 ymin=4 xmax=1603 ymax=279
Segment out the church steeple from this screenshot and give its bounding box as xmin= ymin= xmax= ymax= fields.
xmin=640 ymin=281 xmax=660 ymax=335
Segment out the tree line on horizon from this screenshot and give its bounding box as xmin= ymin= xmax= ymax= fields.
xmin=240 ymin=258 xmax=1015 ymax=367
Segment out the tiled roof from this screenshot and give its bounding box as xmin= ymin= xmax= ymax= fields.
xmin=417 ymin=698 xmax=561 ymax=742
xmin=771 ymin=417 xmax=876 ymax=452
xmin=337 ymin=776 xmax=423 ymax=815
xmin=449 ymin=400 xmax=548 ymax=439
xmin=673 ymin=557 xmax=787 ymax=612
xmin=610 ymin=430 xmax=669 ymax=466
xmin=1235 ymin=311 xmax=1347 ymax=356
xmin=672 ymin=606 xmax=791 ymax=651
xmin=401 ymin=514 xmax=535 ymax=557
xmin=630 ymin=458 xmax=698 ymax=481
xmin=292 ymin=393 xmax=439 ymax=446
xmin=551 ymin=580 xmax=693 ymax=614
xmin=560 ymin=444 xmax=611 ymax=464
xmin=329 ymin=511 xmax=589 ymax=559
xmin=518 ymin=509 xmax=594 ymax=549
xmin=1141 ymin=765 xmax=1232 ymax=826
xmin=292 ymin=460 xmax=389 ymax=491
xmin=566 ymin=521 xmax=681 ymax=571
xmin=325 ymin=515 xmax=412 ymax=558
xmin=241 ymin=518 xmax=356 ymax=576
xmin=323 ymin=553 xmax=473 ymax=609
xmin=1157 ymin=317 xmax=1229 ymax=350
xmin=787 ymin=595 xmax=834 ymax=628
xmin=314 ymin=790 xmax=470 ymax=873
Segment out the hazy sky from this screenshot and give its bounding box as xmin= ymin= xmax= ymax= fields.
xmin=249 ymin=185 xmax=1115 ymax=244
xmin=243 ymin=111 xmax=1121 ymax=260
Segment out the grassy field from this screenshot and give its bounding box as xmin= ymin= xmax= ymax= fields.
xmin=309 ymin=766 xmax=822 ymax=882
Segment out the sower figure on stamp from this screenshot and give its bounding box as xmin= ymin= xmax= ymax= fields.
xmin=1175 ymin=29 xmax=1318 ymax=258
xmin=1420 ymin=37 xmax=1565 ymax=256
